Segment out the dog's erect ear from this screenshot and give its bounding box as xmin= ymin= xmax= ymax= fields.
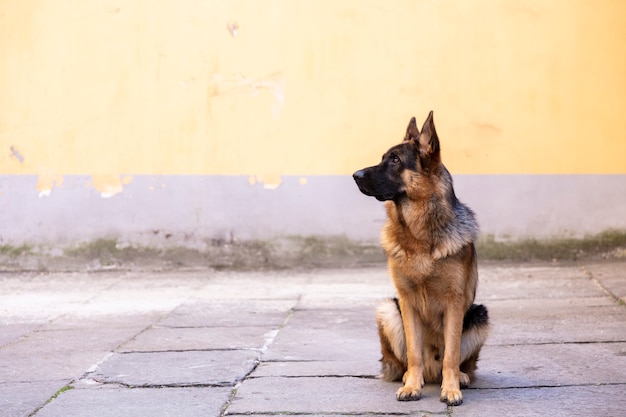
xmin=404 ymin=117 xmax=420 ymax=142
xmin=417 ymin=110 xmax=440 ymax=159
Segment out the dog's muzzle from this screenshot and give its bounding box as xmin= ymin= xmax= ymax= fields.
xmin=353 ymin=169 xmax=378 ymax=198
xmin=352 ymin=170 xmax=365 ymax=181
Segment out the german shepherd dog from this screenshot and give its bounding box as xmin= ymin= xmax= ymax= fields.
xmin=353 ymin=111 xmax=489 ymax=405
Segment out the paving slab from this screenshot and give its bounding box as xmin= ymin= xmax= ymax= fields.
xmin=34 ymin=386 xmax=232 ymax=417
xmin=228 ymin=376 xmax=447 ymax=415
xmin=44 ymin=314 xmax=160 ymax=332
xmin=478 ymin=264 xmax=604 ymax=300
xmin=80 ymin=282 xmax=194 ymax=316
xmin=158 ymin=300 xmax=296 ymax=328
xmin=297 ymin=269 xmax=396 ymax=307
xmin=87 ymin=350 xmax=259 ymax=387
xmin=584 ymin=262 xmax=626 ymax=303
xmin=457 ymin=384 xmax=625 ymax=417
xmin=0 ymin=380 xmax=69 ymax=417
xmin=0 ymin=326 xmax=141 ymax=382
xmin=252 ymin=360 xmax=379 ymax=378
xmin=191 ymin=271 xmax=309 ymax=301
xmin=91 ymin=350 xmax=258 ymax=387
xmin=0 ymin=323 xmax=41 ymax=347
xmin=474 ymin=342 xmax=626 ymax=388
xmin=118 ymin=326 xmax=275 ymax=352
xmin=262 ymin=307 xmax=380 ymax=362
xmin=487 ymin=297 xmax=626 ymax=345
xmin=0 ymin=272 xmax=122 ymax=320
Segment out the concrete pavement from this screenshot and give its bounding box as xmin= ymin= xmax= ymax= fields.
xmin=1 ymin=261 xmax=625 ymax=417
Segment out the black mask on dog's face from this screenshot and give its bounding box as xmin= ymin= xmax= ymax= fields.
xmin=353 ymin=112 xmax=440 ymax=202
xmin=352 ymin=142 xmax=417 ymax=201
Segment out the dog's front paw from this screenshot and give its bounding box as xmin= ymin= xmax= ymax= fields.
xmin=396 ymin=384 xmax=422 ymax=401
xmin=459 ymin=371 xmax=470 ymax=388
xmin=398 ymin=368 xmax=424 ymax=400
xmin=440 ymin=387 xmax=463 ymax=406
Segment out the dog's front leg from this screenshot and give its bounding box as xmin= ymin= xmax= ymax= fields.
xmin=440 ymin=301 xmax=464 ymax=406
xmin=396 ymin=295 xmax=424 ymax=401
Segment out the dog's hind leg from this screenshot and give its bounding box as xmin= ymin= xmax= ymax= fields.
xmin=376 ymin=298 xmax=407 ymax=382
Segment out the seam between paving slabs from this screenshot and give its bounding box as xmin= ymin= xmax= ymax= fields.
xmin=110 ymin=347 xmax=268 ymax=354
xmin=27 ymin=384 xmax=75 ymax=417
xmin=220 ymin=295 xmax=302 ymax=417
xmin=580 ymin=264 xmax=626 ymax=307
xmin=487 ymin=340 xmax=626 ymax=347
xmin=466 ymin=382 xmax=626 ymax=391
xmin=224 ymin=412 xmax=448 ymax=416
xmin=247 ymin=374 xmax=379 ymax=380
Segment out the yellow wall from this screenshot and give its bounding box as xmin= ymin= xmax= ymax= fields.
xmin=1 ymin=0 xmax=626 ymax=179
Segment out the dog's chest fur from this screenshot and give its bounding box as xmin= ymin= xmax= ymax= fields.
xmin=380 ymin=199 xmax=475 ymax=319
xmin=380 ymin=200 xmax=437 ymax=275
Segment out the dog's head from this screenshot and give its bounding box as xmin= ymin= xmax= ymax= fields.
xmin=352 ymin=111 xmax=441 ymax=201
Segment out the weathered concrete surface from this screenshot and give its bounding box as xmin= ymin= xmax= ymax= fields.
xmin=229 ymin=377 xmax=446 ymax=415
xmin=34 ymin=386 xmax=233 ymax=417
xmin=0 ymin=262 xmax=624 ymax=417
xmin=91 ymin=350 xmax=259 ymax=387
xmin=0 ymin=381 xmax=67 ymax=417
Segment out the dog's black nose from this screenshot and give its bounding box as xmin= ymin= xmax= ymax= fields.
xmin=353 ymin=170 xmax=365 ymax=180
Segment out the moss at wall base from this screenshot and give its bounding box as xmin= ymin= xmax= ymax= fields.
xmin=0 ymin=230 xmax=624 ymax=272
xmin=476 ymin=230 xmax=626 ymax=262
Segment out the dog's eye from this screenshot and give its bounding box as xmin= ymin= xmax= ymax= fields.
xmin=391 ymin=154 xmax=400 ymax=163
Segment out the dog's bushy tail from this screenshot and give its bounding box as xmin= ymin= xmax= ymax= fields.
xmin=459 ymin=303 xmax=490 ymax=379
xmin=463 ymin=303 xmax=489 ymax=331
xmin=376 ymin=298 xmax=490 ymax=383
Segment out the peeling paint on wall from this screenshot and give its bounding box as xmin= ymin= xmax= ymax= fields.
xmin=226 ymin=21 xmax=239 ymax=37
xmin=91 ymin=175 xmax=133 ymax=198
xmin=148 ymin=184 xmax=166 ymax=192
xmin=36 ymin=170 xmax=64 ymax=197
xmin=248 ymin=174 xmax=282 ymax=190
